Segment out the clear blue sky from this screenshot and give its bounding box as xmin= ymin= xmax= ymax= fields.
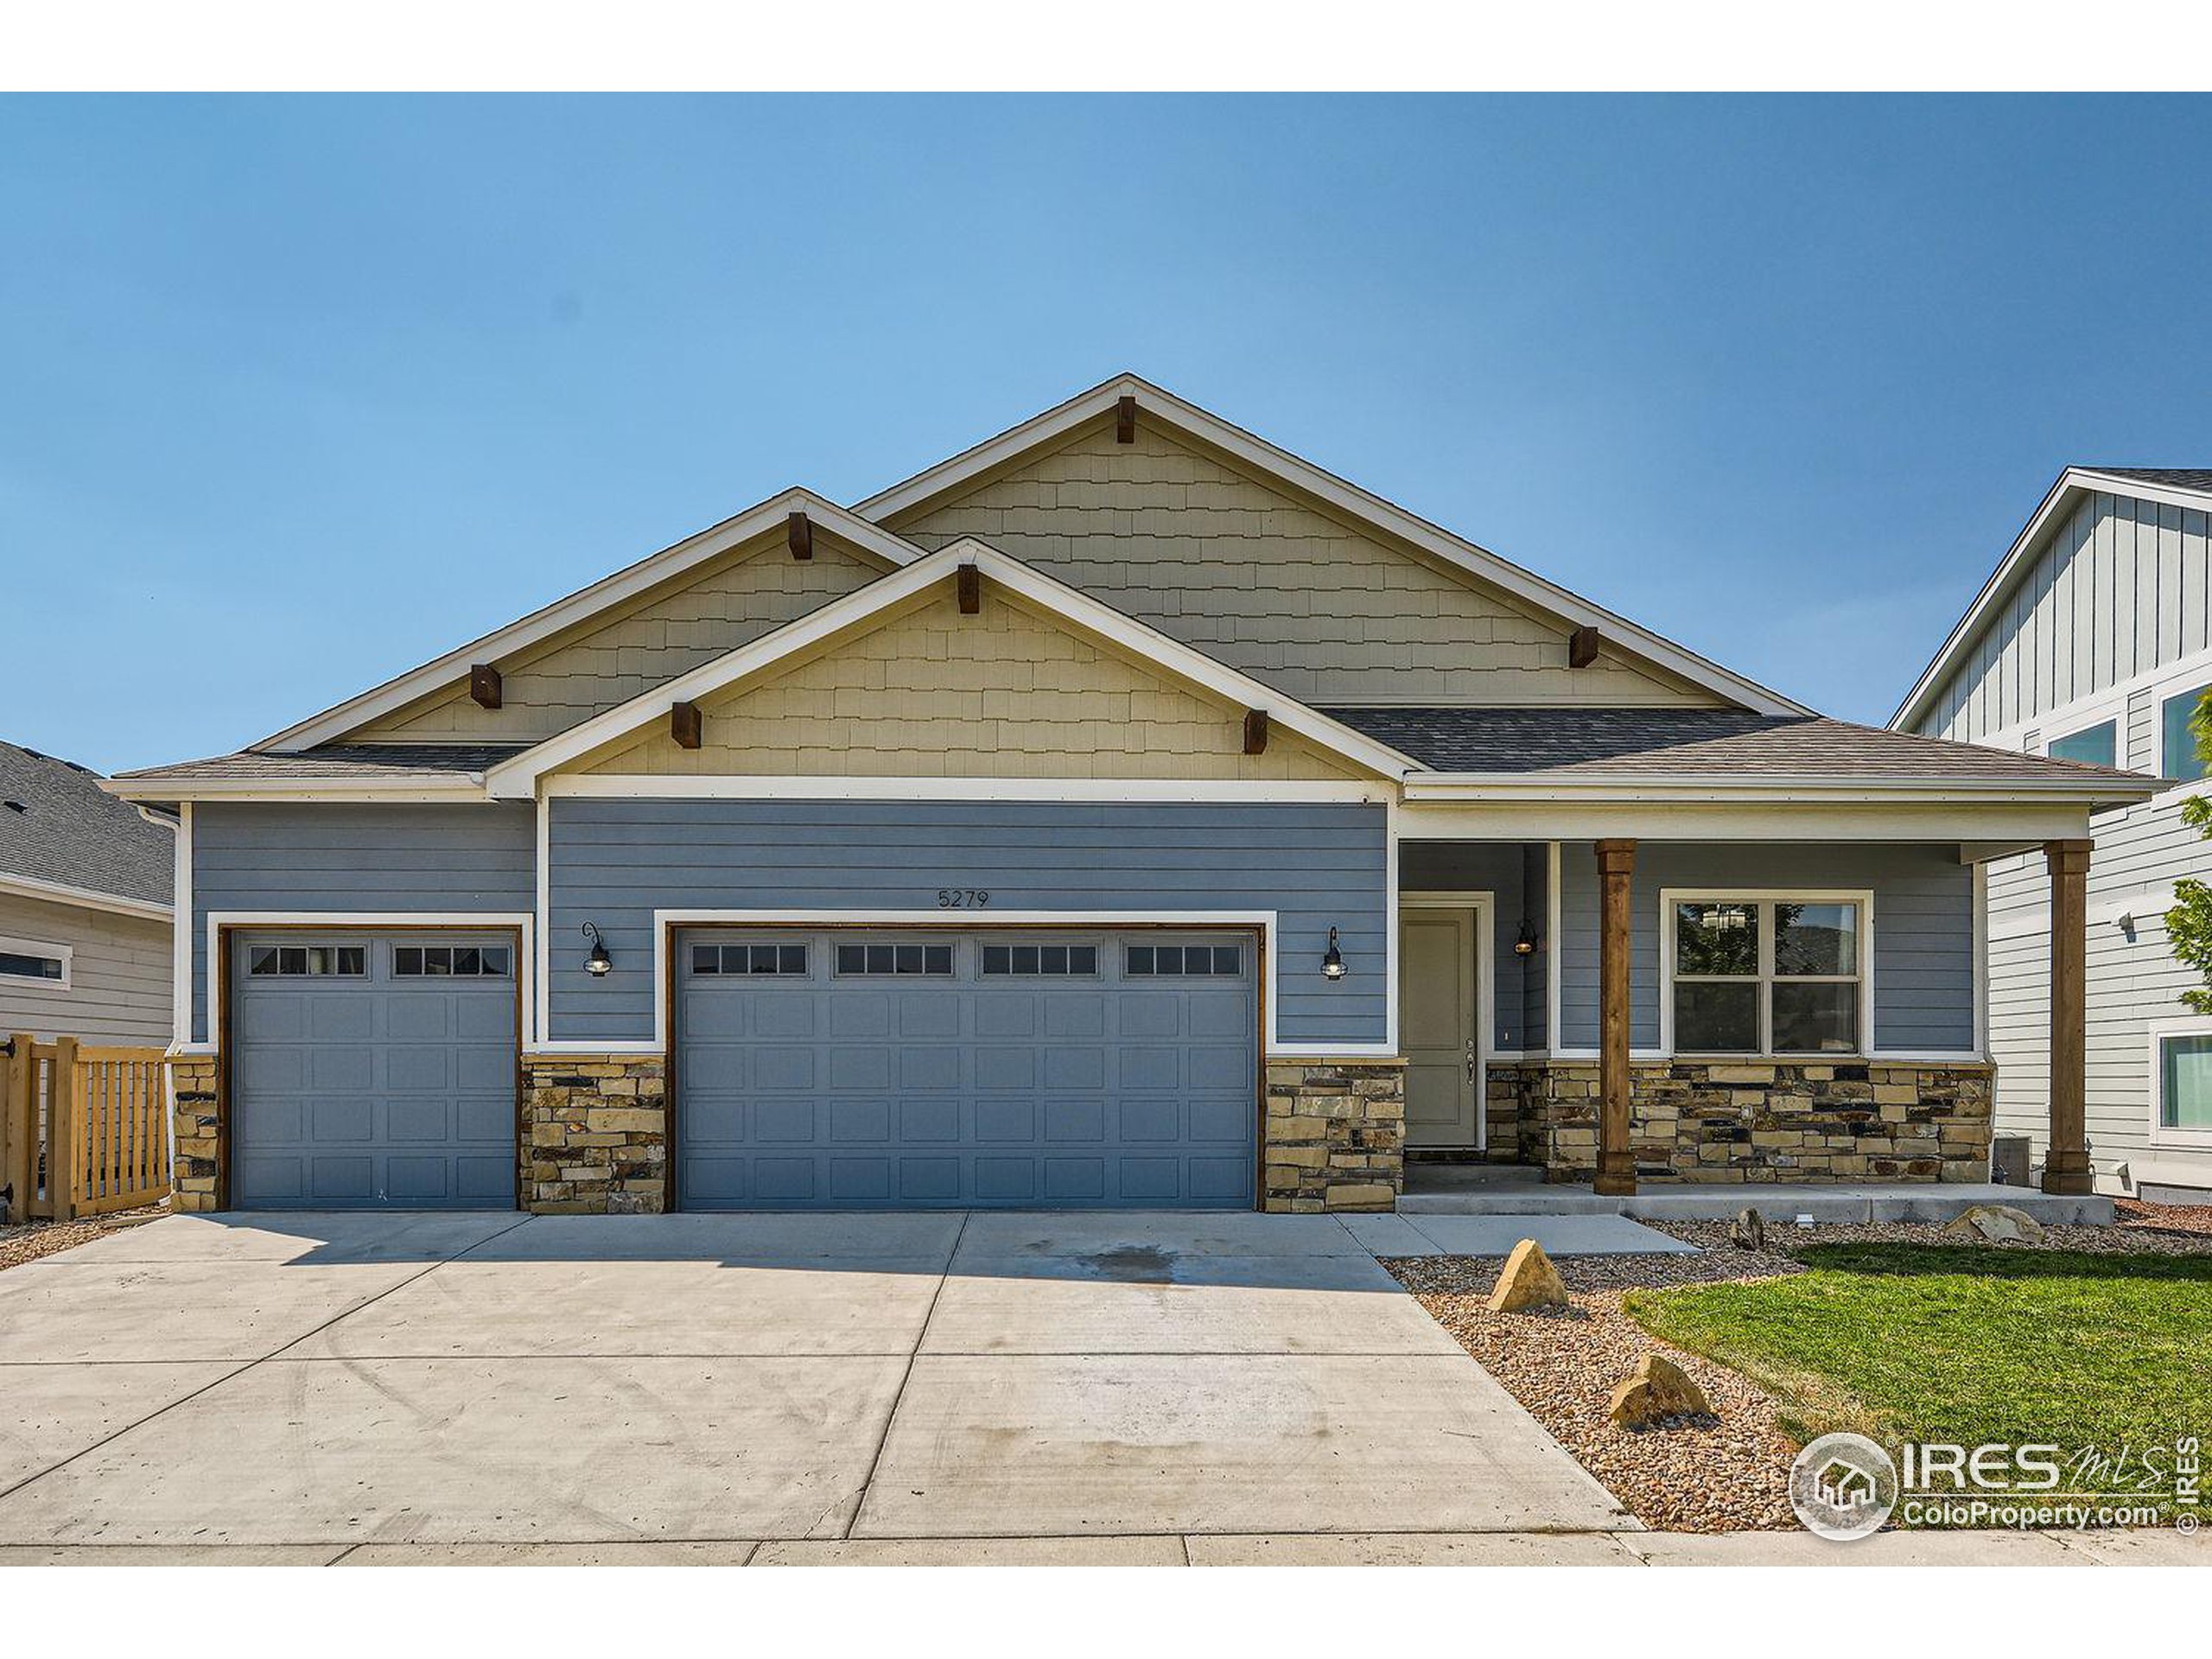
xmin=5 ymin=95 xmax=2210 ymax=773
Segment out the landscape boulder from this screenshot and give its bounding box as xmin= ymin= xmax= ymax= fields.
xmin=1606 ymin=1353 xmax=1713 ymax=1429
xmin=1939 ymin=1203 xmax=2047 ymax=1245
xmin=1486 ymin=1237 xmax=1570 ymax=1313
xmin=1728 ymin=1207 xmax=1767 ymax=1251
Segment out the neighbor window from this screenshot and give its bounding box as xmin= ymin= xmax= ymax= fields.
xmin=0 ymin=937 xmax=67 ymax=986
xmin=2160 ymin=684 xmax=2212 ymax=785
xmin=2048 ymin=720 xmax=2117 ymax=768
xmin=835 ymin=943 xmax=954 ymax=976
xmin=247 ymin=944 xmax=366 ymax=977
xmin=2157 ymin=1033 xmax=2212 ymax=1134
xmin=1670 ymin=897 xmax=1863 ymax=1054
xmin=982 ymin=944 xmax=1099 ymax=976
xmin=393 ymin=944 xmax=511 ymax=977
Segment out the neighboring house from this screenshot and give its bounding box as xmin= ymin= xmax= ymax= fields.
xmin=1894 ymin=467 xmax=2212 ymax=1204
xmin=0 ymin=742 xmax=175 ymax=1046
xmin=109 ymin=377 xmax=2156 ymax=1216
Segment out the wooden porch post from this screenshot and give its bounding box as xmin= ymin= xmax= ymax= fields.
xmin=1594 ymin=838 xmax=1637 ymax=1196
xmin=2042 ymin=838 xmax=2094 ymax=1196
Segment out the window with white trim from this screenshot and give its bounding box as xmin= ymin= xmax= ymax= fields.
xmin=2159 ymin=683 xmax=2212 ymax=785
xmin=1669 ymin=896 xmax=1866 ymax=1055
xmin=0 ymin=935 xmax=69 ymax=988
xmin=2048 ymin=720 xmax=2117 ymax=768
xmin=2153 ymin=1030 xmax=2212 ymax=1138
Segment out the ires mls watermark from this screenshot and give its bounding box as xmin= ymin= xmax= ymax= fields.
xmin=1789 ymin=1432 xmax=2202 ymax=1540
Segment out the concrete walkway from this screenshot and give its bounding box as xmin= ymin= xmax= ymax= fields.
xmin=0 ymin=1210 xmax=1635 ymax=1551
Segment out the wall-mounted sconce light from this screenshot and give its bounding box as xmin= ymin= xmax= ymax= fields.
xmin=582 ymin=921 xmax=613 ymax=977
xmin=1514 ymin=918 xmax=1541 ymax=957
xmin=2116 ymin=912 xmax=2138 ymax=943
xmin=1321 ymin=926 xmax=1347 ymax=980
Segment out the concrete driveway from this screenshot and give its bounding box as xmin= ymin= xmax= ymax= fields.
xmin=0 ymin=1209 xmax=1633 ymax=1561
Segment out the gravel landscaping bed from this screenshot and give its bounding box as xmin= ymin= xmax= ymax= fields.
xmin=1384 ymin=1207 xmax=2212 ymax=1534
xmin=0 ymin=1204 xmax=165 ymax=1272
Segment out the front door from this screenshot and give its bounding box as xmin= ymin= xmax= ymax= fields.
xmin=1401 ymin=907 xmax=1481 ymax=1147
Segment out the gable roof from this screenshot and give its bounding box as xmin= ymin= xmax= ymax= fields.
xmin=1891 ymin=465 xmax=2212 ymax=732
xmin=1 ymin=742 xmax=174 ymax=918
xmin=1332 ymin=706 xmax=2161 ymax=809
xmin=109 ymin=743 xmax=529 ymax=801
xmin=257 ymin=488 xmax=928 ymax=753
xmin=857 ymin=373 xmax=1812 ymax=719
xmin=484 ymin=540 xmax=1423 ymax=798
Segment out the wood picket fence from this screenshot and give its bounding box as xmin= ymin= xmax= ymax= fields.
xmin=0 ymin=1033 xmax=170 ymax=1224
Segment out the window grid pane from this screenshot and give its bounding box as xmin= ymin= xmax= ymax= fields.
xmin=835 ymin=941 xmax=953 ymax=976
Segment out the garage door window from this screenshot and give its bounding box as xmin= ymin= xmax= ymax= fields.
xmin=1126 ymin=944 xmax=1242 ymax=976
xmin=248 ymin=944 xmax=366 ymax=977
xmin=836 ymin=942 xmax=954 ymax=976
xmin=693 ymin=943 xmax=809 ymax=976
xmin=982 ymin=943 xmax=1099 ymax=976
xmin=393 ymin=944 xmax=510 ymax=977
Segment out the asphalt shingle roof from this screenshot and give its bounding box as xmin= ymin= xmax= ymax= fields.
xmin=0 ymin=742 xmax=174 ymax=907
xmin=113 ymin=744 xmax=531 ymax=786
xmin=1323 ymin=707 xmax=2158 ymax=791
xmin=2084 ymin=467 xmax=2212 ymax=494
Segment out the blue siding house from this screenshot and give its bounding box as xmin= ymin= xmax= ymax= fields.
xmin=112 ymin=378 xmax=2155 ymax=1215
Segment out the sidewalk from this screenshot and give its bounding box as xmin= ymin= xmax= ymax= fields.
xmin=0 ymin=1528 xmax=2202 ymax=1566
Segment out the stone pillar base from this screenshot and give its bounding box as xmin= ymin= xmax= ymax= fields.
xmin=165 ymin=1052 xmax=222 ymax=1212
xmin=1262 ymin=1058 xmax=1406 ymax=1213
xmin=522 ymin=1055 xmax=669 ymax=1213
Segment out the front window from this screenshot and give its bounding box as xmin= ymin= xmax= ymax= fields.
xmin=0 ymin=936 xmax=67 ymax=985
xmin=1671 ymin=897 xmax=1863 ymax=1055
xmin=2160 ymin=685 xmax=2212 ymax=785
xmin=2157 ymin=1033 xmax=2212 ymax=1134
xmin=2049 ymin=720 xmax=2117 ymax=768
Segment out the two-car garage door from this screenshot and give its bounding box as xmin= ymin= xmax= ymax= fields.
xmin=675 ymin=927 xmax=1259 ymax=1210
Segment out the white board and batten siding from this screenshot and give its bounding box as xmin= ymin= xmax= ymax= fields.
xmin=1908 ymin=485 xmax=2212 ymax=1197
xmin=0 ymin=890 xmax=173 ymax=1046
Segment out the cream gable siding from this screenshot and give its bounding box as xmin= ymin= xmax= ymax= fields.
xmin=886 ymin=418 xmax=1724 ymax=709
xmin=352 ymin=533 xmax=890 ymax=743
xmin=578 ymin=586 xmax=1363 ymax=782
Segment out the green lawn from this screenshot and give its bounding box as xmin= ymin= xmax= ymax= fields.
xmin=1624 ymin=1246 xmax=2212 ymax=1521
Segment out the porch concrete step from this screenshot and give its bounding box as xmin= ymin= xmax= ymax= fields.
xmin=1398 ymin=1181 xmax=2117 ymax=1226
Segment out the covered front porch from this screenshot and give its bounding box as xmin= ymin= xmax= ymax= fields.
xmin=1389 ymin=827 xmax=2101 ymax=1201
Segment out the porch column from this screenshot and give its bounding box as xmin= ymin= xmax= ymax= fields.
xmin=2042 ymin=837 xmax=2094 ymax=1196
xmin=1594 ymin=837 xmax=1637 ymax=1196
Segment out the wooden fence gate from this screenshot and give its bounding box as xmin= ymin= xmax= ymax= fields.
xmin=0 ymin=1033 xmax=171 ymax=1224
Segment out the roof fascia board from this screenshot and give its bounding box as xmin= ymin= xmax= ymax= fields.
xmin=101 ymin=777 xmax=493 ymax=804
xmin=1403 ymin=772 xmax=2160 ymax=805
xmin=0 ymin=871 xmax=172 ymax=922
xmin=485 ymin=540 xmax=1422 ymax=797
xmin=256 ymin=488 xmax=926 ymax=753
xmin=1891 ymin=467 xmax=2212 ymax=732
xmin=856 ymin=374 xmax=1812 ymax=719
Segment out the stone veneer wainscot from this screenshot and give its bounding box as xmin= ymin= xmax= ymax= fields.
xmin=167 ymin=1052 xmax=223 ymax=1213
xmin=1486 ymin=1059 xmax=1994 ymax=1184
xmin=1262 ymin=1058 xmax=1407 ymax=1213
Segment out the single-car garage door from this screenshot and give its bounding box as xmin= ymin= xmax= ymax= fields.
xmin=229 ymin=931 xmax=519 ymax=1210
xmin=676 ymin=927 xmax=1258 ymax=1210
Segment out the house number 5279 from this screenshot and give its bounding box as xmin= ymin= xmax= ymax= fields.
xmin=937 ymin=888 xmax=991 ymax=908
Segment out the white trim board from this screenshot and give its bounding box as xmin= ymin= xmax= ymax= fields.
xmin=855 ymin=373 xmax=1811 ymax=719
xmin=1892 ymin=466 xmax=2212 ymax=734
xmin=255 ymin=489 xmax=929 ymax=753
xmin=0 ymin=871 xmax=172 ymax=924
xmin=485 ymin=541 xmax=1423 ymax=796
xmin=544 ymin=775 xmax=1391 ymax=804
xmin=525 ymin=908 xmax=1399 ymax=1063
xmin=199 ymin=911 xmax=539 ymax=1051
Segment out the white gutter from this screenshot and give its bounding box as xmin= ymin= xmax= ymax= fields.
xmin=0 ymin=871 xmax=172 ymax=924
